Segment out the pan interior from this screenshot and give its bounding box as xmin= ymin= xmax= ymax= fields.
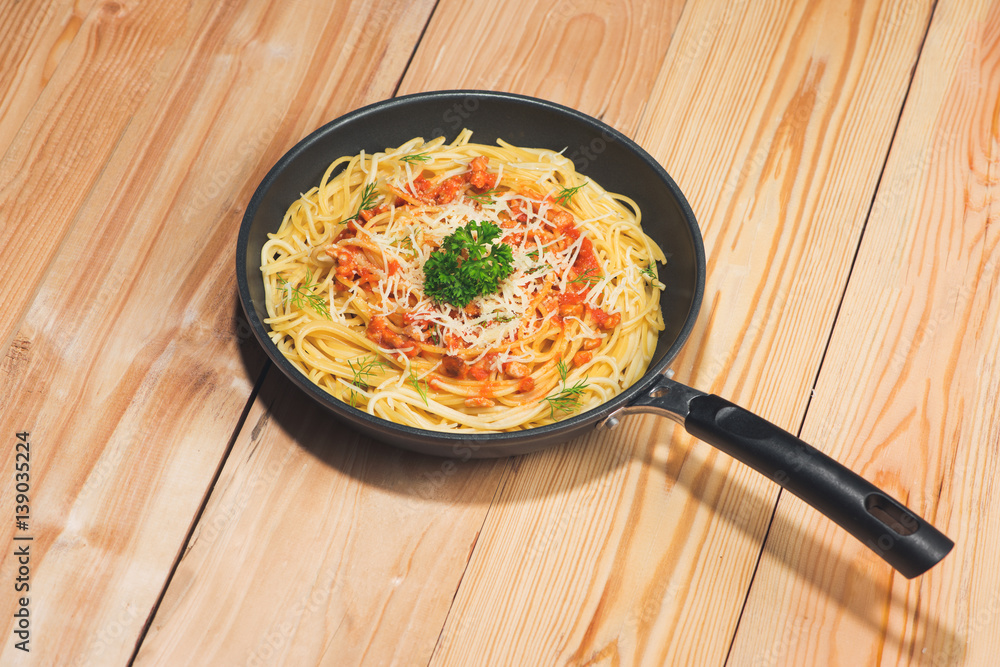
xmin=237 ymin=91 xmax=704 ymax=455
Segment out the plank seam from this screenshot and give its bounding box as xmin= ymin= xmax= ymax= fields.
xmin=392 ymin=0 xmax=441 ymax=98
xmin=126 ymin=360 xmax=274 ymax=665
xmin=720 ymin=1 xmax=942 ymax=663
xmin=426 ymin=456 xmax=515 ymax=665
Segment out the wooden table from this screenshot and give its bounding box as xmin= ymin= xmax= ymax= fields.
xmin=2 ymin=0 xmax=997 ymax=664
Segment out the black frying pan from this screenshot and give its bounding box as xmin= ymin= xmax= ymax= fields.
xmin=236 ymin=90 xmax=953 ymax=578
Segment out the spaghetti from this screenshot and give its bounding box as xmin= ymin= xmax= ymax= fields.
xmin=261 ymin=130 xmax=666 ymax=432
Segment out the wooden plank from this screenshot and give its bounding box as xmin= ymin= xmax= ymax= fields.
xmin=399 ymin=0 xmax=684 ymax=133
xmin=0 ymin=0 xmax=92 ymax=154
xmin=428 ymin=0 xmax=938 ymax=664
xmin=727 ymin=0 xmax=1000 ymax=664
xmin=134 ymin=0 xmax=688 ymax=663
xmin=0 ymin=0 xmax=437 ymax=664
xmin=136 ymin=372 xmax=502 ymax=666
xmin=0 ymin=0 xmax=185 ymax=351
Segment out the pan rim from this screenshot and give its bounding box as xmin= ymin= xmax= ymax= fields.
xmin=235 ymin=89 xmax=705 ymax=449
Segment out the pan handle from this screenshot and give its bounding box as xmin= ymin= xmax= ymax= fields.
xmin=608 ymin=375 xmax=954 ymax=578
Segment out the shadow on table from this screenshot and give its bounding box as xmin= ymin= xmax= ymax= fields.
xmin=654 ymin=433 xmax=962 ymax=662
xmin=232 ymin=296 xmax=959 ymax=659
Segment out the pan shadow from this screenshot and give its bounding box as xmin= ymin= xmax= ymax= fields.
xmin=230 ymin=292 xmax=959 ymax=658
xmin=238 ymin=350 xmax=959 ymax=659
xmin=646 ymin=435 xmax=962 ymax=662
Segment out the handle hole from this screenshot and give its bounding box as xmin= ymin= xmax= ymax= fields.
xmin=865 ymin=493 xmax=919 ymax=536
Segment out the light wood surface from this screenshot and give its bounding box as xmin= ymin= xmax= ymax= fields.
xmin=1 ymin=0 xmax=996 ymax=665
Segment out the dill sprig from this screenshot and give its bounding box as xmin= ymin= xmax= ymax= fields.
xmin=638 ymin=263 xmax=665 ymax=288
xmin=408 ymin=372 xmax=429 ymax=405
xmin=541 ymin=360 xmax=589 ymax=419
xmin=277 ymin=272 xmax=330 ymax=319
xmin=465 ymin=188 xmax=499 ymax=204
xmin=555 ymin=181 xmax=587 ymax=206
xmin=400 ymin=152 xmax=431 ymax=163
xmin=348 ymin=182 xmax=379 ymax=221
xmin=569 ymin=267 xmax=602 ymax=286
xmin=347 ymin=355 xmax=386 ymax=391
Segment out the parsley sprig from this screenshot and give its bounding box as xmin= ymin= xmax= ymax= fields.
xmin=541 ymin=360 xmax=589 ymax=418
xmin=277 ymin=272 xmax=330 ymax=319
xmin=422 ymin=220 xmax=514 ymax=308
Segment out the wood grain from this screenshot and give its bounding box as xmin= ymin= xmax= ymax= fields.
xmin=0 ymin=0 xmax=91 ymax=153
xmin=135 ymin=0 xmax=689 ymax=663
xmin=136 ymin=370 xmax=503 ymax=666
xmin=400 ymin=0 xmax=684 ymax=134
xmin=3 ymin=0 xmax=996 ymax=665
xmin=430 ymin=0 xmax=937 ymax=664
xmin=0 ymin=0 xmax=191 ymax=354
xmin=0 ymin=0 xmax=436 ymax=664
xmin=728 ymin=0 xmax=1000 ymax=664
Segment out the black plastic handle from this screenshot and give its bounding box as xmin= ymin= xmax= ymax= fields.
xmin=684 ymin=394 xmax=953 ymax=578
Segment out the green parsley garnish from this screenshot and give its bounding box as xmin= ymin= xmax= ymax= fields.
xmin=541 ymin=360 xmax=589 ymax=418
xmin=422 ymin=220 xmax=514 ymax=308
xmin=277 ymin=272 xmax=330 ymax=319
xmin=555 ymin=181 xmax=587 ymax=205
xmin=400 ymin=152 xmax=431 ymax=164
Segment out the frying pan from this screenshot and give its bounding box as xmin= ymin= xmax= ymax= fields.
xmin=236 ymin=90 xmax=953 ymax=578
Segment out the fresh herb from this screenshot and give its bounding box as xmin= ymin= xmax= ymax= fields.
xmin=422 ymin=220 xmax=515 ymax=308
xmin=638 ymin=264 xmax=664 ymax=288
xmin=466 ymin=188 xmax=499 ymax=205
xmin=348 ymin=182 xmax=379 ymax=221
xmin=400 ymin=152 xmax=431 ymax=163
xmin=393 ymin=235 xmax=416 ymax=255
xmin=555 ymin=181 xmax=587 ymax=205
xmin=408 ymin=372 xmax=429 ymax=405
xmin=541 ymin=360 xmax=589 ymax=418
xmin=570 ymin=267 xmax=602 ymax=286
xmin=347 ymin=355 xmax=386 ymax=391
xmin=277 ymin=272 xmax=330 ymax=319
